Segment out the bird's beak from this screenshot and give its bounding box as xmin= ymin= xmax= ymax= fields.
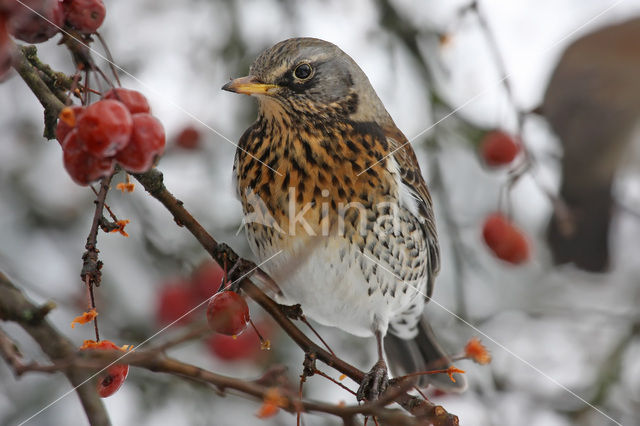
xmin=221 ymin=76 xmax=278 ymax=96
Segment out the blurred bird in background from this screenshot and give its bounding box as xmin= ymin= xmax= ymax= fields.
xmin=545 ymin=18 xmax=640 ymax=272
xmin=224 ymin=37 xmax=466 ymax=400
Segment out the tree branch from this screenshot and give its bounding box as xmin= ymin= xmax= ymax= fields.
xmin=0 ymin=271 xmax=450 ymax=425
xmin=0 ymin=272 xmax=111 ymax=426
xmin=12 ymin=45 xmax=66 ymax=139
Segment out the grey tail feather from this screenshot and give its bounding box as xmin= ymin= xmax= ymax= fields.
xmin=384 ymin=320 xmax=467 ymax=392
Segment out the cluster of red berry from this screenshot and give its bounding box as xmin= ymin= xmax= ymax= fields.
xmin=1 ymin=0 xmax=106 ymax=76
xmin=155 ymin=261 xmax=269 ymax=361
xmin=3 ymin=0 xmax=104 ymax=42
xmin=57 ymin=88 xmax=165 ymax=185
xmin=478 ymin=131 xmax=529 ymax=264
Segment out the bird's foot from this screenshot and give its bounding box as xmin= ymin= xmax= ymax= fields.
xmin=357 ymin=360 xmax=389 ymax=402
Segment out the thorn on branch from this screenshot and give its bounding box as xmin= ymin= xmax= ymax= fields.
xmin=302 ymin=351 xmax=317 ymax=378
xmin=81 ymin=247 xmax=102 ymax=287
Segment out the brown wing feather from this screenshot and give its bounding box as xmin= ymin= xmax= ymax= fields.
xmin=383 ymin=126 xmax=440 ymax=296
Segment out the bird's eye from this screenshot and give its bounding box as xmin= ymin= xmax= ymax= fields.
xmin=293 ymin=63 xmax=312 ymax=80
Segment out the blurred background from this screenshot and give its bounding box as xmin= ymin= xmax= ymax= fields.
xmin=1 ymin=0 xmax=640 ymax=425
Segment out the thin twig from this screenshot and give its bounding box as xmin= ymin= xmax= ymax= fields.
xmin=314 ymin=368 xmax=357 ymax=396
xmin=300 ymin=315 xmax=336 ymax=357
xmin=81 ymin=174 xmax=114 ymax=340
xmin=95 ymin=32 xmax=121 ymax=87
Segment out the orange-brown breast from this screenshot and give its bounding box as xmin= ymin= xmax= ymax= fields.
xmin=234 ymin=106 xmax=398 ymax=240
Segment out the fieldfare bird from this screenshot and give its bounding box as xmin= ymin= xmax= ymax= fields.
xmin=223 ymin=37 xmax=466 ymax=399
xmin=545 ymin=18 xmax=640 ymax=272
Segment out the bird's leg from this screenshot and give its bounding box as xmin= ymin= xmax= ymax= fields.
xmin=357 ymin=330 xmax=389 ymax=401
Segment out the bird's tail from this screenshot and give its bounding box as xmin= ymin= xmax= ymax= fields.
xmin=546 ymin=184 xmax=612 ymax=272
xmin=384 ymin=320 xmax=467 ymax=392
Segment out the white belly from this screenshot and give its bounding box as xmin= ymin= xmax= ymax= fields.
xmin=248 ymin=233 xmax=425 ymax=338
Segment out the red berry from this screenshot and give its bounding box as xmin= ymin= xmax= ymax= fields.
xmin=80 ymin=340 xmax=129 ymax=398
xmin=191 ymin=261 xmax=225 ymax=300
xmin=115 ymin=113 xmax=165 ymax=173
xmin=155 ymin=281 xmax=195 ymax=326
xmin=62 ymin=129 xmax=114 ymax=185
xmin=76 ymin=99 xmax=133 ymax=157
xmin=7 ymin=0 xmax=63 ymax=43
xmin=62 ymin=0 xmax=106 ymax=33
xmin=480 ymin=131 xmax=520 ymax=167
xmin=97 ymin=363 xmax=128 ymax=398
xmin=206 ymin=328 xmax=261 ymax=361
xmin=482 ymin=213 xmax=529 ymax=264
xmin=175 ymin=125 xmax=201 ymax=149
xmin=206 ymin=291 xmax=249 ymax=336
xmin=104 ymin=88 xmax=150 ymax=114
xmin=56 ymin=105 xmax=84 ymax=144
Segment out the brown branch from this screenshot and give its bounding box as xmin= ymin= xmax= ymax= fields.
xmin=12 ymin=45 xmax=66 ymax=139
xmin=19 ymin=45 xmax=73 ymax=104
xmin=82 ymin=177 xmax=112 ymax=289
xmin=0 ymin=272 xmax=111 ymax=426
xmin=80 ymin=175 xmax=114 ymax=341
xmin=0 ymin=272 xmax=438 ymax=425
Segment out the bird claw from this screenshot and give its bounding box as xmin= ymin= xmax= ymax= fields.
xmin=357 ymin=360 xmax=389 ymax=402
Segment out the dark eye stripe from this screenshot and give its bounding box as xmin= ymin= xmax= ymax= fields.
xmin=294 ymin=63 xmax=312 ymax=80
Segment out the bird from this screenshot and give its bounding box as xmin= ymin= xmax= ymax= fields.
xmin=544 ymin=18 xmax=640 ymax=272
xmin=223 ymin=37 xmax=466 ymax=400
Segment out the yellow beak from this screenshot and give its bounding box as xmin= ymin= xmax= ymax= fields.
xmin=221 ymin=76 xmax=278 ymax=96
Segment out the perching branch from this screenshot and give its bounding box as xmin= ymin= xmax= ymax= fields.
xmin=0 ymin=271 xmax=452 ymax=426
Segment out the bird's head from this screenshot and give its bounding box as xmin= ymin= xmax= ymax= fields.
xmin=222 ymin=37 xmax=392 ymax=125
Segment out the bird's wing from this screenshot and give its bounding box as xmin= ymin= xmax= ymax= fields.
xmin=383 ymin=126 xmax=440 ymax=297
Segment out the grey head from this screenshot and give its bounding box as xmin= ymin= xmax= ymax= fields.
xmin=222 ymin=37 xmax=394 ymax=126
